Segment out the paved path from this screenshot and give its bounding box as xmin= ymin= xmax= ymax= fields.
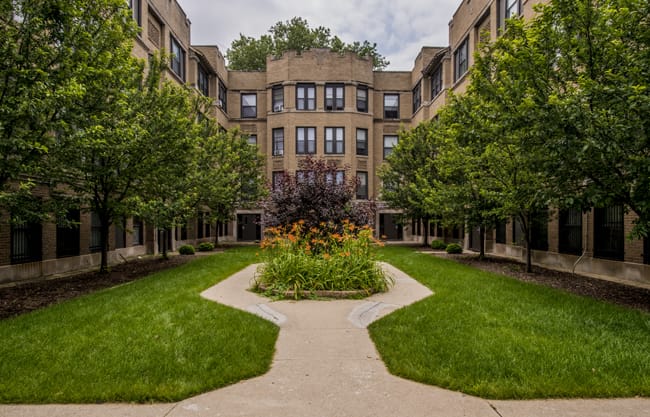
xmin=1 ymin=263 xmax=648 ymax=417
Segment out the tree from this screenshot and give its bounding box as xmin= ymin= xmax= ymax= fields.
xmin=262 ymin=157 xmax=375 ymax=229
xmin=379 ymin=121 xmax=441 ymax=247
xmin=226 ymin=17 xmax=389 ymax=71
xmin=536 ymin=0 xmax=650 ymax=238
xmin=0 ymin=0 xmax=138 ymax=222
xmin=196 ymin=125 xmax=266 ymax=245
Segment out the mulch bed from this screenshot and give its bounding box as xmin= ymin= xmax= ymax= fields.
xmin=1 ymin=249 xmax=648 ymax=320
xmin=0 ymin=255 xmax=194 ymax=320
xmin=430 ymin=250 xmax=650 ymax=313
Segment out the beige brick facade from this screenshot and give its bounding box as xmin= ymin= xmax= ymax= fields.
xmin=1 ymin=0 xmax=647 ymax=284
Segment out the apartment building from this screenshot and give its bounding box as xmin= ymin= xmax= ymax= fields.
xmin=2 ymin=0 xmax=647 ymax=285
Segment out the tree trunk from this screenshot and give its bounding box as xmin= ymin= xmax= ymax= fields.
xmin=479 ymin=224 xmax=485 ymax=260
xmin=99 ymin=214 xmax=111 ymax=274
xmin=214 ymin=222 xmax=220 ymax=246
xmin=161 ymin=228 xmax=169 ymax=260
xmin=525 ymin=214 xmax=533 ymax=273
xmin=423 ymin=218 xmax=429 ymax=247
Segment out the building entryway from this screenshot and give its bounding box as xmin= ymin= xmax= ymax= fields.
xmin=237 ymin=214 xmax=261 ymax=242
xmin=379 ymin=214 xmax=403 ymax=241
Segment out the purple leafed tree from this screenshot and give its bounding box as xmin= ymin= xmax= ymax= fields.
xmin=261 ymin=157 xmax=375 ymax=229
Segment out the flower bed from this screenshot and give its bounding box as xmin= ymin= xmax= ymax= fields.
xmin=253 ymin=220 xmax=392 ymax=299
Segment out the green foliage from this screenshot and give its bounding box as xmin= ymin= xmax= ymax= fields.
xmin=254 ymin=221 xmax=391 ymax=299
xmin=198 ymin=242 xmax=215 ymax=252
xmin=445 ymin=243 xmax=463 ymax=254
xmin=226 ymin=17 xmax=388 ymax=70
xmin=178 ymin=245 xmax=195 ymax=255
xmin=371 ymin=247 xmax=650 ymax=399
xmin=0 ymin=0 xmax=138 ymax=218
xmin=0 ymin=248 xmax=278 ymax=403
xmin=430 ymin=240 xmax=447 ymax=250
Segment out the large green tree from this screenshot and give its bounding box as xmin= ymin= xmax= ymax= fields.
xmin=537 ymin=0 xmax=650 ymax=237
xmin=0 ymin=0 xmax=138 ymax=222
xmin=226 ymin=17 xmax=389 ymax=70
xmin=195 ymin=126 xmax=266 ymax=245
xmin=379 ymin=122 xmax=441 ymax=246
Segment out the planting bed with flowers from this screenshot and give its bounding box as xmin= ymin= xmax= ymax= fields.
xmin=253 ymin=220 xmax=392 ymax=299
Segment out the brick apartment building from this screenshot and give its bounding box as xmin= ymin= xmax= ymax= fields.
xmin=1 ymin=0 xmax=648 ymax=286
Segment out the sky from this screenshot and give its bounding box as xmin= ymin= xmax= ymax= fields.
xmin=175 ymin=0 xmax=460 ymax=71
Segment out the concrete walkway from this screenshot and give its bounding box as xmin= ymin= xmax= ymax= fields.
xmin=1 ymin=263 xmax=648 ymax=417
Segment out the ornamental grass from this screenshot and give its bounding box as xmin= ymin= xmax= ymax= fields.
xmin=254 ymin=220 xmax=391 ymax=298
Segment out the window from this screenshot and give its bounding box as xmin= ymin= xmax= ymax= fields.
xmin=296 ymin=127 xmax=316 ymax=154
xmin=356 ymin=171 xmax=368 ymax=200
xmin=559 ymin=208 xmax=582 ymax=255
xmin=241 ymin=93 xmax=256 ymax=118
xmin=454 ymin=37 xmax=469 ymax=81
xmin=170 ymin=35 xmax=185 ymax=81
xmin=132 ymin=217 xmax=143 ymax=246
xmin=505 ymin=0 xmax=521 ymax=19
xmin=384 ymin=94 xmax=399 ymax=119
xmin=356 ymin=128 xmax=368 ymax=156
xmin=272 ymin=128 xmax=284 ymax=156
xmin=296 ymin=83 xmax=316 ymax=110
xmin=90 ymin=212 xmax=102 ymax=252
xmin=247 ymin=134 xmax=257 ymax=146
xmin=197 ymin=64 xmax=209 ymax=96
xmin=431 ymin=65 xmax=443 ymax=98
xmin=272 ymin=85 xmax=284 ymax=112
xmin=325 ymin=127 xmax=345 ymax=154
xmin=11 ymin=222 xmax=42 ymax=264
xmin=412 ymin=81 xmax=421 ymax=114
xmin=56 ymin=209 xmax=80 ymax=258
xmin=218 ymin=79 xmax=227 ymax=112
xmin=383 ymin=135 xmax=398 ymax=158
xmin=325 ymin=83 xmax=344 ymax=111
xmin=115 ymin=218 xmax=126 ymax=249
xmin=594 ymin=205 xmax=625 ymax=261
xmin=495 ymin=219 xmax=507 ymax=244
xmin=129 ymin=0 xmax=141 ymax=26
xmin=272 ymin=171 xmax=284 ymax=190
xmin=512 ymin=217 xmax=525 ymax=246
xmin=357 ymin=86 xmax=368 ymax=112
xmin=197 ymin=212 xmax=205 ymax=239
xmin=326 ymin=171 xmax=345 ymax=185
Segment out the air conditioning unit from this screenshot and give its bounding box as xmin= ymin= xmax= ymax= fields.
xmin=216 ymin=99 xmax=223 ymax=108
xmin=274 ymin=104 xmax=284 ymax=112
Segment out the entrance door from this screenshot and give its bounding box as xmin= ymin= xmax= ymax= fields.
xmin=379 ymin=214 xmax=403 ymax=241
xmin=237 ymin=214 xmax=261 ymax=241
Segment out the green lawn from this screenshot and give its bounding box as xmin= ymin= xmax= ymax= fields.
xmin=0 ymin=247 xmax=278 ymax=404
xmin=371 ymin=246 xmax=650 ymax=399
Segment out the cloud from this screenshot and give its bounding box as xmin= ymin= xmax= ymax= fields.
xmin=177 ymin=0 xmax=459 ymax=69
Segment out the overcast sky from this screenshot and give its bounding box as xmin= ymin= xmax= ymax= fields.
xmin=176 ymin=0 xmax=460 ymax=71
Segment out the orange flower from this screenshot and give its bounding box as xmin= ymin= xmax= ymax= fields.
xmin=322 ymin=253 xmax=331 ymax=260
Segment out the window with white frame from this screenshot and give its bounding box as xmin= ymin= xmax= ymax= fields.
xmin=296 ymin=127 xmax=316 ymax=154
xmin=247 ymin=134 xmax=257 ymax=146
xmin=325 ymin=127 xmax=345 ymax=154
xmin=356 ymin=171 xmax=368 ymax=199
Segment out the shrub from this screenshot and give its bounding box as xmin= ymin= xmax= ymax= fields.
xmin=254 ymin=220 xmax=392 ymax=299
xmin=178 ymin=245 xmax=195 ymax=255
xmin=430 ymin=240 xmax=447 ymax=250
xmin=445 ymin=243 xmax=463 ymax=254
xmin=198 ymin=242 xmax=215 ymax=252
